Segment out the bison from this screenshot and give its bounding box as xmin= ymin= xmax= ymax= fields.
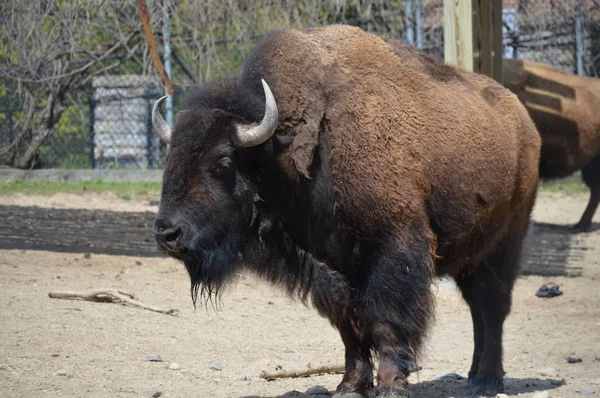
xmin=504 ymin=59 xmax=600 ymax=230
xmin=152 ymin=25 xmax=540 ymax=397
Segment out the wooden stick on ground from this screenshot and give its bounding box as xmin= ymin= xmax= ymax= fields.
xmin=48 ymin=289 xmax=179 ymax=316
xmin=260 ymin=364 xmax=345 ymax=380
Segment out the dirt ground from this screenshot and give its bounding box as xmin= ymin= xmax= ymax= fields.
xmin=0 ymin=189 xmax=598 ymax=398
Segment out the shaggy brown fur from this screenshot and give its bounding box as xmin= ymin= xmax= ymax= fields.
xmin=504 ymin=59 xmax=600 ymax=230
xmin=155 ymin=25 xmax=541 ymax=397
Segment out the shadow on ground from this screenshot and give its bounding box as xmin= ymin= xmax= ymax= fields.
xmin=241 ymin=376 xmax=563 ymax=397
xmin=521 ymin=221 xmax=591 ymax=277
xmin=0 ymin=205 xmax=163 ymax=257
xmin=1 ymin=206 xmax=595 ymax=274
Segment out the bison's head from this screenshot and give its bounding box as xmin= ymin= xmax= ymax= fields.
xmin=152 ymin=80 xmax=278 ymax=303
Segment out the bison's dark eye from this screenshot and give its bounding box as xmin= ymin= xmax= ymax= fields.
xmin=211 ymin=156 xmax=233 ymax=176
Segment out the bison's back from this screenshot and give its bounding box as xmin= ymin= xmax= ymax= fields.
xmin=246 ymin=26 xmax=540 ymax=273
xmin=504 ymin=59 xmax=600 ymax=179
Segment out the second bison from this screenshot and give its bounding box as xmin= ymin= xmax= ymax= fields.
xmin=153 ymin=26 xmax=541 ymax=397
xmin=504 ymin=59 xmax=600 ymax=230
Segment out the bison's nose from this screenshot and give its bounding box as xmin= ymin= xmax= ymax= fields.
xmin=153 ymin=218 xmax=182 ymax=253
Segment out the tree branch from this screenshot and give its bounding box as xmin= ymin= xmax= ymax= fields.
xmin=136 ymin=0 xmax=174 ymax=94
xmin=1 ymin=30 xmax=138 ymax=84
xmin=48 ymin=289 xmax=179 ymax=316
xmin=260 ymin=364 xmax=345 ymax=380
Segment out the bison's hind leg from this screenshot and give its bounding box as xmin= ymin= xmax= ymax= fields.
xmin=454 ymin=222 xmax=527 ymax=396
xmin=575 ymin=154 xmax=600 ymax=231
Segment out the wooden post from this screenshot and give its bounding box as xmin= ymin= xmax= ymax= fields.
xmin=444 ymin=0 xmax=474 ymax=72
xmin=492 ymin=0 xmax=504 ymax=83
xmin=445 ymin=0 xmax=504 ymax=83
xmin=474 ymin=0 xmax=493 ymax=77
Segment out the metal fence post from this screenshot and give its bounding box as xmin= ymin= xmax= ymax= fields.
xmin=163 ymin=0 xmax=173 ymax=128
xmin=415 ymin=0 xmax=423 ymax=49
xmin=88 ymin=95 xmax=96 ymax=169
xmin=146 ymin=98 xmax=154 ymax=168
xmin=575 ymin=0 xmax=584 ymax=76
xmin=405 ymin=0 xmax=414 ymax=46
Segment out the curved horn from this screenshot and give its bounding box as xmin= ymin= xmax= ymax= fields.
xmin=152 ymin=96 xmax=172 ymax=144
xmin=236 ymin=79 xmax=279 ymax=147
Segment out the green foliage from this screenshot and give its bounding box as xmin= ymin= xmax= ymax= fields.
xmin=38 ymin=102 xmax=92 ymax=169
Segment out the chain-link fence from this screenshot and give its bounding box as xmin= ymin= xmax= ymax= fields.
xmin=1 ymin=0 xmax=599 ymax=170
xmin=0 ymin=83 xmax=166 ymax=169
xmin=415 ymin=0 xmax=600 ymax=75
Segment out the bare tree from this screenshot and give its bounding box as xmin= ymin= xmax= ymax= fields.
xmin=167 ymin=0 xmax=405 ymax=84
xmin=0 ymin=0 xmax=406 ymax=168
xmin=0 ymin=0 xmax=153 ymax=168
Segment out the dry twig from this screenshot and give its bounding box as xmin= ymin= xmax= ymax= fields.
xmin=260 ymin=364 xmax=345 ymax=380
xmin=48 ymin=289 xmax=179 ymax=316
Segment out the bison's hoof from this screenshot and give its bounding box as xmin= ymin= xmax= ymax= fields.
xmin=374 ymin=387 xmax=410 ymax=398
xmin=574 ymin=221 xmax=591 ymax=232
xmin=471 ymin=374 xmax=504 ymax=396
xmin=332 ymin=393 xmax=364 ymax=398
xmin=335 ymin=379 xmax=373 ymax=398
xmin=467 ymin=371 xmax=477 ymax=385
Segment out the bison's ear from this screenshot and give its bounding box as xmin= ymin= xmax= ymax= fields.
xmin=290 ymin=120 xmax=320 ymax=179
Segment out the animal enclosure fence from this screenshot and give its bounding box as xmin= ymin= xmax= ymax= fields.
xmin=1 ymin=0 xmax=599 ymax=170
xmin=412 ymin=0 xmax=600 ymax=75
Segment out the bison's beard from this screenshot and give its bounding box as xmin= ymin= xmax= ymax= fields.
xmin=182 ymin=230 xmax=244 ymax=308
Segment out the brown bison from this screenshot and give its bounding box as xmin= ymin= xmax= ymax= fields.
xmin=504 ymin=59 xmax=600 ymax=230
xmin=152 ymin=25 xmax=540 ymax=397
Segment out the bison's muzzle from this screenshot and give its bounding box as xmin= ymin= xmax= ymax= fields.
xmin=153 ymin=217 xmax=183 ymax=254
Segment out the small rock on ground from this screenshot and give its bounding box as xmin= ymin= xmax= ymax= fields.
xmin=495 ymin=394 xmax=509 ymax=398
xmin=147 ymin=354 xmax=163 ymax=362
xmin=209 ymin=362 xmax=223 ymax=371
xmin=532 ymin=391 xmax=549 ymax=398
xmin=305 ymin=385 xmax=330 ymax=395
xmin=581 ymin=386 xmax=596 ymax=395
xmin=435 ymin=372 xmax=465 ymax=381
xmin=567 ymin=357 xmax=583 ymax=364
xmin=168 ymin=362 xmax=179 ymax=370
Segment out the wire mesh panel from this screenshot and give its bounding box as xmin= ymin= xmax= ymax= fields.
xmin=0 ymin=108 xmax=16 ymax=167
xmin=92 ymin=76 xmax=164 ymax=169
xmin=38 ymin=102 xmax=93 ymax=169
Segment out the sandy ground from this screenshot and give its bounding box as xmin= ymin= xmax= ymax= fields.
xmin=0 ymin=190 xmax=598 ymax=398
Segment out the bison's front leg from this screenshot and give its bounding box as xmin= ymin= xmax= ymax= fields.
xmin=360 ymin=241 xmax=435 ymax=397
xmin=307 ymin=258 xmax=374 ymax=396
xmin=335 ymin=321 xmax=374 ymax=396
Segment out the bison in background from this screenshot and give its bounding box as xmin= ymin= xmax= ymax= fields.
xmin=504 ymin=59 xmax=600 ymax=230
xmin=152 ymin=25 xmax=541 ymax=397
